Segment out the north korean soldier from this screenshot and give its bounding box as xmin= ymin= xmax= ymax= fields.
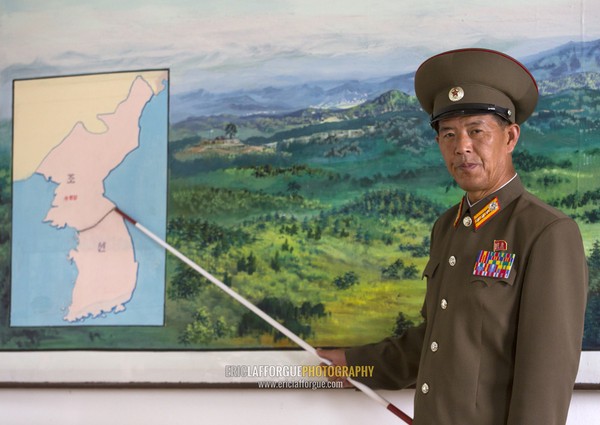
xmin=318 ymin=48 xmax=588 ymax=425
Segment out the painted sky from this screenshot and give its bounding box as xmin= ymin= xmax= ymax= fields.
xmin=1 ymin=0 xmax=599 ymax=117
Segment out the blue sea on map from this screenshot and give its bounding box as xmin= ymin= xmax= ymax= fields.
xmin=11 ymin=82 xmax=167 ymax=326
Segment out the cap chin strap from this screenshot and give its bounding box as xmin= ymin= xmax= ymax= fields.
xmin=430 ymin=103 xmax=513 ymax=127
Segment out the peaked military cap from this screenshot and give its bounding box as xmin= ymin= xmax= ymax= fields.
xmin=414 ymin=48 xmax=538 ymax=126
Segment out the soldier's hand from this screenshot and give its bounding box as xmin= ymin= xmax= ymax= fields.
xmin=316 ymin=348 xmax=353 ymax=388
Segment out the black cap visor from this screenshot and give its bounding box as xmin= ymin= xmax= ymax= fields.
xmin=430 ymin=103 xmax=513 ymax=128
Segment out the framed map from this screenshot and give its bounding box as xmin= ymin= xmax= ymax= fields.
xmin=0 ymin=0 xmax=598 ymax=388
xmin=11 ymin=71 xmax=168 ymax=327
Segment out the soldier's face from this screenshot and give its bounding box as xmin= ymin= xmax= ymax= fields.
xmin=436 ymin=114 xmax=520 ymax=202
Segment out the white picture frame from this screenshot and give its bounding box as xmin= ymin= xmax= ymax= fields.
xmin=0 ymin=350 xmax=597 ymax=388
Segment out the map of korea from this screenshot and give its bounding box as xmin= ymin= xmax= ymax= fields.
xmin=11 ymin=70 xmax=168 ymax=326
xmin=35 ymin=76 xmax=153 ymax=322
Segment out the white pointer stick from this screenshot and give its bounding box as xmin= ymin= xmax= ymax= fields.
xmin=115 ymin=208 xmax=413 ymax=424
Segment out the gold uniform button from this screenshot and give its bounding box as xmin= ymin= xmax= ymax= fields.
xmin=448 ymin=256 xmax=456 ymax=266
xmin=441 ymin=299 xmax=448 ymax=310
xmin=421 ymin=383 xmax=430 ymax=394
xmin=463 ymin=216 xmax=472 ymax=227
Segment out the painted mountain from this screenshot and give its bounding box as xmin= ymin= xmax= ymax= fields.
xmin=171 ymin=39 xmax=600 ymax=121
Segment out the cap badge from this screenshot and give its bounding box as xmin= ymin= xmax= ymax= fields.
xmin=449 ymin=86 xmax=464 ymax=102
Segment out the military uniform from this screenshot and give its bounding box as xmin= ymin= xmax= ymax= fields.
xmin=344 ymin=49 xmax=588 ymax=424
xmin=347 ymin=175 xmax=588 ymax=424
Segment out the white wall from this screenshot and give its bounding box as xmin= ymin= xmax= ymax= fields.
xmin=0 ymin=388 xmax=598 ymax=425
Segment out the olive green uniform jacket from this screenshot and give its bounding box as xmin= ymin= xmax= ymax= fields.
xmin=346 ymin=176 xmax=588 ymax=425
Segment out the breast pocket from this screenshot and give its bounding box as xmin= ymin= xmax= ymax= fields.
xmin=470 ymin=266 xmax=518 ymax=288
xmin=422 ymin=258 xmax=440 ymax=281
xmin=471 ymin=250 xmax=518 ymax=289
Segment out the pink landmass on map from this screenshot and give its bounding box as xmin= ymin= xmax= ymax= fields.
xmin=65 ymin=211 xmax=138 ymax=321
xmin=35 ymin=76 xmax=154 ymax=322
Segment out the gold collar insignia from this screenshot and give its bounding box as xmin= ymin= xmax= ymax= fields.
xmin=473 ymin=197 xmax=501 ymax=230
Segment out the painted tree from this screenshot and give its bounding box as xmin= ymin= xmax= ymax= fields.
xmin=225 ymin=122 xmax=238 ymax=139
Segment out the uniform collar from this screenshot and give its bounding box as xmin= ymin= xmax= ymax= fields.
xmin=453 ymin=174 xmax=525 ymax=230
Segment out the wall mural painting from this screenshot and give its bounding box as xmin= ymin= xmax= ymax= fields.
xmin=0 ymin=2 xmax=599 ymax=356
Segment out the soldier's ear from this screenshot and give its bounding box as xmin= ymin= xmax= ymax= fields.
xmin=506 ymin=123 xmax=520 ymax=154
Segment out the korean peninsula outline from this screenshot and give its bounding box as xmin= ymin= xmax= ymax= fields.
xmin=32 ymin=73 xmax=164 ymax=322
